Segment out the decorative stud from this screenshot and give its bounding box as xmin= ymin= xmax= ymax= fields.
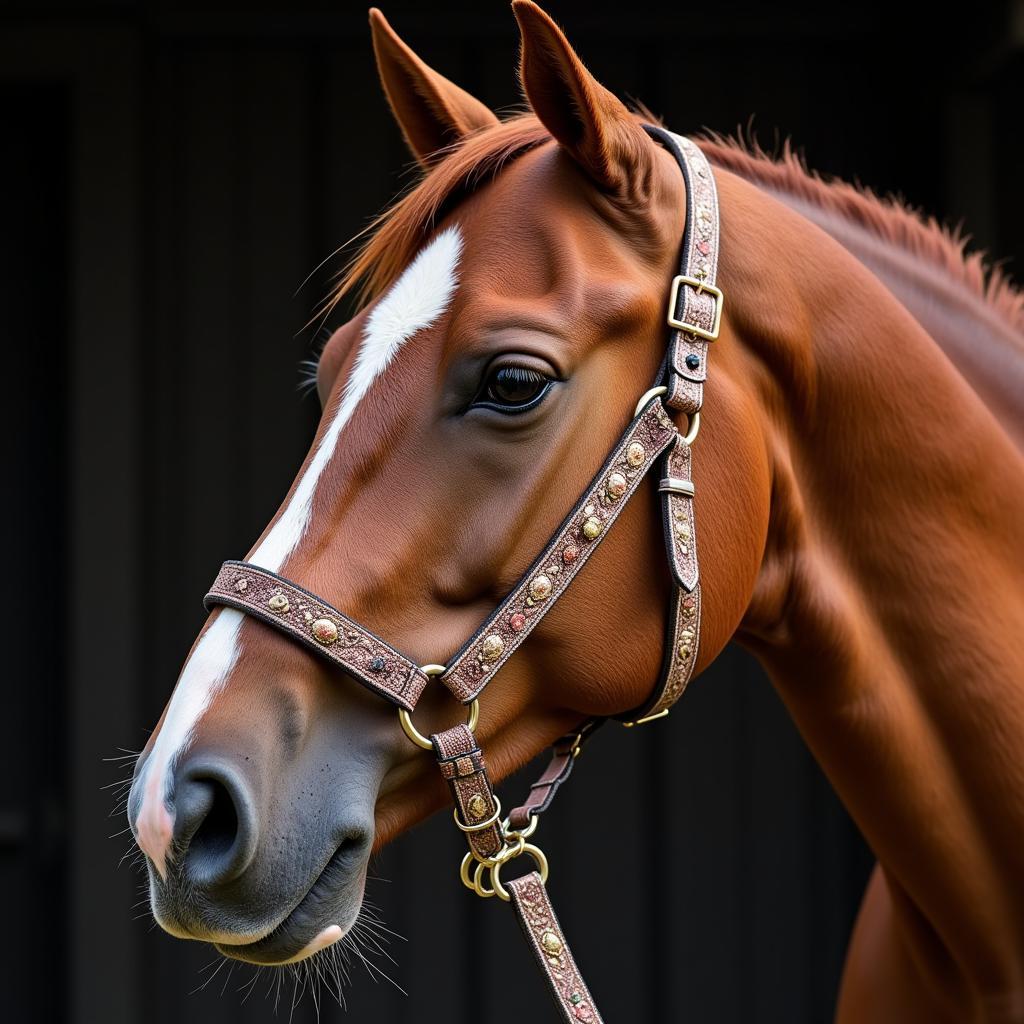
xmin=540 ymin=930 xmax=562 ymax=956
xmin=582 ymin=517 xmax=602 ymax=541
xmin=685 ymin=354 xmax=701 ymax=370
xmin=369 ymin=656 xmax=386 ymax=673
xmin=571 ymin=993 xmax=583 ymax=1006
xmin=529 ymin=575 xmax=552 ymax=601
xmin=311 ymin=618 xmax=338 ymax=645
xmin=509 ymin=612 xmax=526 ymax=632
xmin=234 ymin=578 xmax=249 ymax=592
xmin=467 ymin=794 xmax=488 ymax=820
xmin=625 ymin=441 xmax=646 ymax=467
xmin=606 ymin=472 xmax=627 ymax=500
xmin=584 ymin=504 xmax=595 ymax=517
xmin=268 ymin=593 xmax=289 ymax=614
xmin=481 ymin=634 xmax=505 ymax=661
xmin=562 ymin=546 xmax=578 ymax=564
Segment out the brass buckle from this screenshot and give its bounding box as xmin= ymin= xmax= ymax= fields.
xmin=621 ymin=708 xmax=670 ymax=728
xmin=667 ymin=274 xmax=724 ymax=341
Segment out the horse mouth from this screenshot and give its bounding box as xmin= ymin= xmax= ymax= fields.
xmin=214 ymin=842 xmax=365 ymax=965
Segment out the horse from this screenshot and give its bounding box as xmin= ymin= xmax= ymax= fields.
xmin=126 ymin=2 xmax=1024 ymax=1020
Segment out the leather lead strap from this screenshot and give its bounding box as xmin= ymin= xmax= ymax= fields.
xmin=508 ymin=872 xmax=604 ymax=1024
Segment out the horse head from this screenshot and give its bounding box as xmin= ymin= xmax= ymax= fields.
xmin=128 ymin=1 xmax=769 ymax=968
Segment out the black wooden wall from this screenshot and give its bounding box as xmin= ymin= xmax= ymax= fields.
xmin=2 ymin=2 xmax=1020 ymax=1022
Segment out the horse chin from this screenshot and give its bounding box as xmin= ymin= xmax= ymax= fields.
xmin=207 ymin=841 xmax=369 ymax=966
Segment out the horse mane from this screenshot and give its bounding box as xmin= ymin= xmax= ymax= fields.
xmin=330 ymin=114 xmax=1023 ymax=334
xmin=696 ymin=130 xmax=1024 ymax=332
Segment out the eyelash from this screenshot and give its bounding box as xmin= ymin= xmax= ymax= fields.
xmin=471 ymin=364 xmax=554 ymax=414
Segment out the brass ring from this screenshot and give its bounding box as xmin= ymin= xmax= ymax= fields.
xmin=460 ymin=852 xmax=478 ymax=892
xmin=397 ymin=664 xmax=480 ymax=750
xmin=452 ymin=796 xmax=502 ymax=833
xmin=472 ymin=860 xmax=497 ymax=899
xmin=681 ymin=410 xmax=700 ymax=446
xmin=491 ymin=843 xmax=549 ymax=902
xmin=502 ymin=813 xmax=538 ymax=841
xmin=634 ymin=386 xmax=668 ymax=417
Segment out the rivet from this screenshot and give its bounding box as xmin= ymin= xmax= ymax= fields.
xmin=540 ymin=930 xmax=562 ymax=956
xmin=626 ymin=442 xmax=646 ymax=467
xmin=606 ymin=472 xmax=627 ymax=500
xmin=311 ymin=618 xmax=338 ymax=645
xmin=562 ymin=546 xmax=578 ymax=564
xmin=268 ymin=593 xmax=289 ymax=614
xmin=685 ymin=354 xmax=700 ymax=370
xmin=369 ymin=656 xmax=386 ymax=673
xmin=529 ymin=575 xmax=552 ymax=601
xmin=234 ymin=578 xmax=249 ymax=592
xmin=467 ymin=794 xmax=488 ymax=820
xmin=481 ymin=634 xmax=505 ymax=661
xmin=509 ymin=612 xmax=527 ymax=632
xmin=582 ymin=517 xmax=602 ymax=541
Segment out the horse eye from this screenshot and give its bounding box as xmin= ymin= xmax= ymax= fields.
xmin=476 ymin=366 xmax=552 ymax=412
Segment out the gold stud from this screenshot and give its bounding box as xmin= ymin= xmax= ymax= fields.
xmin=540 ymin=930 xmax=562 ymax=956
xmin=606 ymin=472 xmax=627 ymax=500
xmin=626 ymin=442 xmax=646 ymax=467
xmin=529 ymin=575 xmax=552 ymax=601
xmin=582 ymin=517 xmax=602 ymax=540
xmin=679 ymin=644 xmax=691 ymax=658
xmin=311 ymin=618 xmax=338 ymax=645
xmin=481 ymin=634 xmax=505 ymax=661
xmin=268 ymin=593 xmax=289 ymax=614
xmin=467 ymin=794 xmax=488 ymax=820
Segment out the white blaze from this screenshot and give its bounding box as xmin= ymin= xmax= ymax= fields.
xmin=134 ymin=227 xmax=464 ymax=875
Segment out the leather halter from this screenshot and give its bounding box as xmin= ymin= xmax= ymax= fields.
xmin=204 ymin=126 xmax=722 ymax=1022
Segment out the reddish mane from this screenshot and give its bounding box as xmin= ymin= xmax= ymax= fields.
xmin=331 ymin=113 xmax=1023 ymax=334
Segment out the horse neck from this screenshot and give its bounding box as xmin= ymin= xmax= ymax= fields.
xmin=720 ymin=170 xmax=1024 ymax=1007
xmin=765 ymin=188 xmax=1024 ymax=450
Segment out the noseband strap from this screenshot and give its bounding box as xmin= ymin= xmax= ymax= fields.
xmin=202 ymin=127 xmax=721 ymax=1022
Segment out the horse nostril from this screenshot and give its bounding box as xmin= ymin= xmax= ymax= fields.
xmin=173 ymin=760 xmax=258 ymax=887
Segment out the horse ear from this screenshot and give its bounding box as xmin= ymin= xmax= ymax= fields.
xmin=512 ymin=0 xmax=652 ymax=196
xmin=369 ymin=8 xmax=499 ymax=166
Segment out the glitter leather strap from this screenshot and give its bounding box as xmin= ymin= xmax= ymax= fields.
xmin=432 ymin=724 xmax=504 ymax=860
xmin=644 ymin=127 xmax=722 ymax=417
xmin=204 ymin=561 xmax=429 ymax=711
xmin=441 ymin=396 xmax=677 ymax=702
xmin=507 ymin=872 xmax=604 ymax=1024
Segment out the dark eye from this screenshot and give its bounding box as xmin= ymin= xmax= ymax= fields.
xmin=473 ymin=365 xmax=553 ymax=413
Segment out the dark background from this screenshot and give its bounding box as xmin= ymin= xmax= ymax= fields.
xmin=2 ymin=1 xmax=1020 ymax=1022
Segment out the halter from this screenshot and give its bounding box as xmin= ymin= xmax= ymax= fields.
xmin=204 ymin=126 xmax=722 ymax=1022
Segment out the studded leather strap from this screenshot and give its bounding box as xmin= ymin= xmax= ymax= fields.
xmin=204 ymin=561 xmax=429 ymax=711
xmin=507 ymin=872 xmax=604 ymax=1024
xmin=432 ymin=724 xmax=504 ymax=860
xmin=644 ymin=127 xmax=722 ymax=417
xmin=441 ymin=396 xmax=677 ymax=702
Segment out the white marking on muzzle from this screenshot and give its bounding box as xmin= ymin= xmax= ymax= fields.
xmin=133 ymin=227 xmax=464 ymax=877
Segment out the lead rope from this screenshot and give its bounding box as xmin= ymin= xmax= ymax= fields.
xmin=204 ymin=129 xmax=722 ymax=1022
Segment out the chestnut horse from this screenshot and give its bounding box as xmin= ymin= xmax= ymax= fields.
xmin=127 ymin=3 xmax=1024 ymax=1020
